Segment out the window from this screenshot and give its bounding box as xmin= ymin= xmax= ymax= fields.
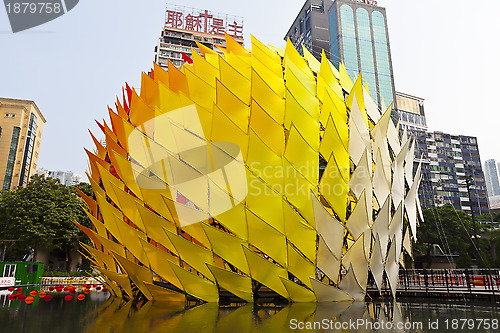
xmin=3 ymin=127 xmax=21 ymax=190
xmin=3 ymin=264 xmax=16 ymax=277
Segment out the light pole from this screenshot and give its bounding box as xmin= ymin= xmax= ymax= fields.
xmin=464 ymin=173 xmax=485 ymax=268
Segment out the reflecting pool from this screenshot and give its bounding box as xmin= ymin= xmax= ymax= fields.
xmin=1 ymin=292 xmax=500 ymax=332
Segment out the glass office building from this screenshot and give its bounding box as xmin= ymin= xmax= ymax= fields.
xmin=328 ymin=0 xmax=397 ymax=117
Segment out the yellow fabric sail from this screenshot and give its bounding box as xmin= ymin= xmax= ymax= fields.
xmin=165 ymin=229 xmax=215 ymax=281
xmin=207 ymin=264 xmax=253 ymax=302
xmin=246 ymin=171 xmax=284 ymax=233
xmin=246 ymin=209 xmax=287 ymax=267
xmin=216 ymin=79 xmax=250 ymax=133
xmin=168 ymin=262 xmax=219 ymax=303
xmin=280 ymin=277 xmax=316 ymax=303
xmin=282 ymin=158 xmax=316 ymax=224
xmin=283 ymin=202 xmax=316 ymax=262
xmin=112 ymin=252 xmax=154 ymax=301
xmin=142 ymin=282 xmax=186 ymax=303
xmin=201 ymin=224 xmax=250 ymax=275
xmin=242 ymin=246 xmax=289 ymax=298
xmin=139 ymin=239 xmax=184 ymax=291
xmin=249 ymin=100 xmax=285 ymax=156
xmin=219 ymin=56 xmax=250 ymax=104
xmin=285 ymin=65 xmax=319 ymax=120
xmin=284 ymin=124 xmax=318 ymax=184
xmin=82 ymin=35 xmax=421 ymax=302
xmin=246 ymin=129 xmax=283 ymax=191
xmin=319 ymin=153 xmax=348 ymax=222
xmin=319 ymin=115 xmax=349 ymax=181
xmin=81 ymin=243 xmax=117 ymax=273
xmin=287 ymin=243 xmax=315 ymax=289
xmin=135 ymin=203 xmax=177 ymax=255
xmin=191 ymin=49 xmax=219 ymax=87
xmin=98 ymin=267 xmax=134 ymax=299
xmin=284 ymin=90 xmax=320 ymax=149
xmin=110 ymin=184 xmax=146 ymax=232
xmin=251 ymin=56 xmax=285 ymax=98
xmin=250 ymin=35 xmax=283 ymax=77
xmin=212 ymin=202 xmax=248 ymax=241
xmin=250 ymin=69 xmax=285 ymax=125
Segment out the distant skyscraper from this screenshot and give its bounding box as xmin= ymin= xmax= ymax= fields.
xmin=0 ymin=97 xmax=45 ymax=190
xmin=155 ymin=4 xmax=244 ymax=69
xmin=37 ymin=169 xmax=84 ymax=186
xmin=484 ymin=159 xmax=500 ymax=197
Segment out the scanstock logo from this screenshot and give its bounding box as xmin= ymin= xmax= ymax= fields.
xmin=3 ymin=0 xmax=79 ymax=33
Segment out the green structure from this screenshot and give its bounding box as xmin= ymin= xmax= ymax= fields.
xmin=0 ymin=262 xmax=44 ymax=286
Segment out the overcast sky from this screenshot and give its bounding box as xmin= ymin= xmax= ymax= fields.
xmin=0 ymin=0 xmax=499 ymax=178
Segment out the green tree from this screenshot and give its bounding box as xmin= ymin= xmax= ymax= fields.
xmin=416 ymin=205 xmax=494 ymax=268
xmin=0 ymin=174 xmax=92 ymax=270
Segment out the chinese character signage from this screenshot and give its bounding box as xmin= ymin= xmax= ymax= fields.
xmin=165 ymin=5 xmax=243 ymax=39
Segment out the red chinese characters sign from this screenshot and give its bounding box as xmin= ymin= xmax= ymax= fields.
xmin=165 ymin=8 xmax=243 ymax=38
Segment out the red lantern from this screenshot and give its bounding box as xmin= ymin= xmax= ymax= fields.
xmin=96 ymin=286 xmax=102 ymax=291
xmin=102 ymin=287 xmax=108 ymax=293
xmin=44 ymin=294 xmax=53 ymax=302
xmin=83 ymin=288 xmax=90 ymax=294
xmin=8 ymin=287 xmax=14 ymax=292
xmin=16 ymin=287 xmax=22 ymax=292
xmin=17 ymin=294 xmax=26 ymax=302
xmin=38 ymin=292 xmax=47 ymax=298
xmin=29 ymin=290 xmax=38 ymax=297
xmin=25 ymin=296 xmax=34 ymax=304
xmin=77 ymin=294 xmax=85 ymax=301
xmin=49 ymin=286 xmax=55 ymax=291
xmin=92 ymin=284 xmax=97 ymax=288
xmin=69 ymin=289 xmax=76 ymax=294
xmin=8 ymin=294 xmax=17 ymax=301
xmin=64 ymin=295 xmax=73 ymax=301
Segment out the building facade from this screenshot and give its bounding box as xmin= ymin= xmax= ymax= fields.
xmin=328 ymin=0 xmax=397 ymax=114
xmin=396 ymin=92 xmax=427 ymax=133
xmin=154 ymin=4 xmax=244 ymax=68
xmin=37 ymin=169 xmax=84 ymax=186
xmin=415 ymin=131 xmax=489 ymax=216
xmin=285 ymin=0 xmax=333 ymax=59
xmin=0 ymin=98 xmax=45 ymax=191
xmin=484 ymin=159 xmax=500 ymax=197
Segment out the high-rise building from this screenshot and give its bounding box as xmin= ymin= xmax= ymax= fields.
xmin=285 ymin=0 xmax=397 ymax=118
xmin=0 ymin=97 xmax=45 ymax=191
xmin=328 ymin=0 xmax=397 ymax=114
xmin=285 ymin=0 xmax=333 ymax=60
xmin=154 ymin=4 xmax=244 ymax=69
xmin=484 ymin=159 xmax=500 ymax=197
xmin=396 ymin=92 xmax=427 ymax=133
xmin=416 ymin=131 xmax=489 ymax=216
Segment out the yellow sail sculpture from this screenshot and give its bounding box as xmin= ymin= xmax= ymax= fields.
xmin=78 ymin=33 xmax=422 ymax=303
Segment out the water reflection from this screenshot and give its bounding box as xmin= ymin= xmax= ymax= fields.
xmin=2 ymin=293 xmax=500 ymax=332
xmin=80 ymin=298 xmax=500 ymax=333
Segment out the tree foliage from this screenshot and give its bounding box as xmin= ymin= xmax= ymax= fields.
xmin=416 ymin=204 xmax=499 ymax=268
xmin=0 ymin=174 xmax=92 ymax=262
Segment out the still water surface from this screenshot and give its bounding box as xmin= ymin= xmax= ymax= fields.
xmin=1 ymin=292 xmax=500 ymax=332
